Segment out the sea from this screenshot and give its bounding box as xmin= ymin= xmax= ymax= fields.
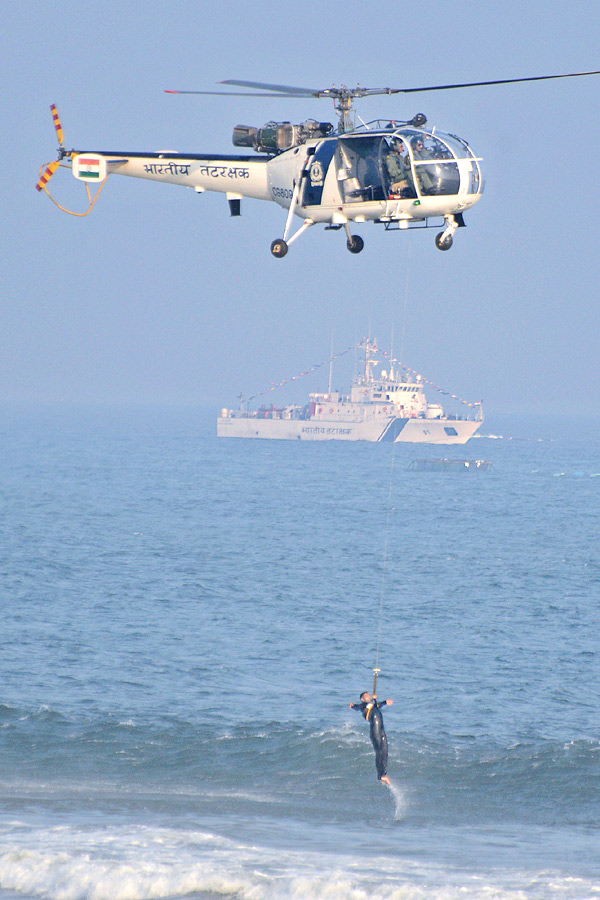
xmin=1 ymin=405 xmax=598 ymax=900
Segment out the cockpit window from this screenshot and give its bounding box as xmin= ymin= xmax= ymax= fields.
xmin=336 ymin=130 xmax=473 ymax=202
xmin=406 ymin=133 xmax=460 ymax=196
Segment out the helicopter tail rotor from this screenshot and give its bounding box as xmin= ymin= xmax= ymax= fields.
xmin=36 ymin=103 xmax=67 ymax=192
xmin=51 ymin=103 xmax=64 ymax=147
xmin=35 ymin=159 xmax=61 ymax=192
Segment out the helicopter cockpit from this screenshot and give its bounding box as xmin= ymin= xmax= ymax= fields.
xmin=335 ymin=127 xmax=482 ymax=204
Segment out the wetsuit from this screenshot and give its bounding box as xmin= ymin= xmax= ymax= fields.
xmin=351 ymin=699 xmax=389 ymax=780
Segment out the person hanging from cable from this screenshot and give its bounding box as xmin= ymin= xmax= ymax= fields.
xmin=349 ymin=689 xmax=394 ymax=785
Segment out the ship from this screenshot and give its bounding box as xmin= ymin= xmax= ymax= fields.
xmin=217 ymin=340 xmax=483 ymax=444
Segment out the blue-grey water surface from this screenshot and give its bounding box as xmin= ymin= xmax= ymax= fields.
xmin=1 ymin=407 xmax=598 ymax=899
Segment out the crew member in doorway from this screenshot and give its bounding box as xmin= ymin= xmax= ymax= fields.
xmin=350 ymin=691 xmax=393 ymax=784
xmin=385 ymin=139 xmax=416 ymax=197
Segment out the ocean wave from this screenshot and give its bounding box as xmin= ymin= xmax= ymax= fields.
xmin=0 ymin=712 xmax=597 ymax=830
xmin=0 ymin=822 xmax=597 ymax=900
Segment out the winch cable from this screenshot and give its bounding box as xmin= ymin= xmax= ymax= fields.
xmin=372 ymin=233 xmax=412 ymax=699
xmin=372 ymin=438 xmax=397 ymax=699
xmin=397 ymin=231 xmax=413 ymax=371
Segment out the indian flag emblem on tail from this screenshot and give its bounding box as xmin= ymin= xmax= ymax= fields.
xmin=73 ymin=154 xmax=107 ymax=182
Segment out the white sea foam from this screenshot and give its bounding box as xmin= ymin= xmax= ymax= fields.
xmin=201 ymin=788 xmax=283 ymax=803
xmin=386 ymin=780 xmax=409 ymax=820
xmin=0 ymin=829 xmax=595 ymax=900
xmin=3 ymin=820 xmax=594 ymax=900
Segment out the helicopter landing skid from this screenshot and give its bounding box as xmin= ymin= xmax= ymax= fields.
xmin=435 ymin=214 xmax=460 ymax=251
xmin=324 ymin=222 xmax=365 ymax=251
xmin=271 ymin=218 xmax=364 ymax=257
xmin=271 ymin=219 xmax=314 ymax=258
xmin=377 ymin=212 xmax=465 ymax=251
xmin=343 ymin=222 xmax=364 ymax=254
xmin=272 ymin=152 xmax=317 ymax=258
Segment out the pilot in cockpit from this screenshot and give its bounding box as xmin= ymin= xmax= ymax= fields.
xmin=385 ymin=139 xmax=416 ymax=198
xmin=411 ymin=136 xmax=436 ymax=195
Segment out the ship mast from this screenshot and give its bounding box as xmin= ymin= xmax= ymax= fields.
xmin=365 ymin=337 xmax=376 ymax=384
xmin=328 ymin=330 xmax=334 ymax=395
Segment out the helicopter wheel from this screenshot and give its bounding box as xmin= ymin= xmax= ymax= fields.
xmin=347 ymin=234 xmax=364 ymax=254
xmin=435 ymin=232 xmax=453 ymax=251
xmin=271 ymin=238 xmax=288 ymax=258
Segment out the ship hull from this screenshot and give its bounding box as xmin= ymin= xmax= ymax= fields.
xmin=217 ymin=415 xmax=481 ymax=444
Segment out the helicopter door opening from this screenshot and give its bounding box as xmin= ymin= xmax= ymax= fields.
xmin=336 ymin=136 xmax=387 ymax=203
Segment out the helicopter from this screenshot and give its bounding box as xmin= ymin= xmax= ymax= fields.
xmin=37 ymin=72 xmax=600 ymax=256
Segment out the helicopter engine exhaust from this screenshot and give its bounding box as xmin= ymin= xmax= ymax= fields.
xmin=232 ymin=120 xmax=333 ymax=154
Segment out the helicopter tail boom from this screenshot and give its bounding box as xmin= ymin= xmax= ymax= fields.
xmin=70 ymin=151 xmax=271 ymax=201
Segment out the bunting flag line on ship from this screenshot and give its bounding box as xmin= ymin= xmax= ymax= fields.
xmin=243 ymin=343 xmax=360 ymax=403
xmin=242 ymin=341 xmax=481 ymax=410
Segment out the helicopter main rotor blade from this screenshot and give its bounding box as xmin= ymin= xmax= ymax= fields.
xmin=166 ymin=70 xmax=600 ymax=104
xmin=165 ymin=89 xmax=313 ymax=97
xmin=220 ymin=79 xmax=320 ymax=96
xmin=385 ymin=69 xmax=600 ymax=94
xmin=219 ymin=81 xmax=388 ymax=100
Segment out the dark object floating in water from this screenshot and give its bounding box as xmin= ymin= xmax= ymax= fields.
xmin=409 ymin=458 xmax=492 ymax=471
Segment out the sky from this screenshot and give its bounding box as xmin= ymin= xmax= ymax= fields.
xmin=3 ymin=0 xmax=600 ymax=421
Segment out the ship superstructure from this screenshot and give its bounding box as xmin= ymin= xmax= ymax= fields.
xmin=218 ymin=340 xmax=482 ymax=444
